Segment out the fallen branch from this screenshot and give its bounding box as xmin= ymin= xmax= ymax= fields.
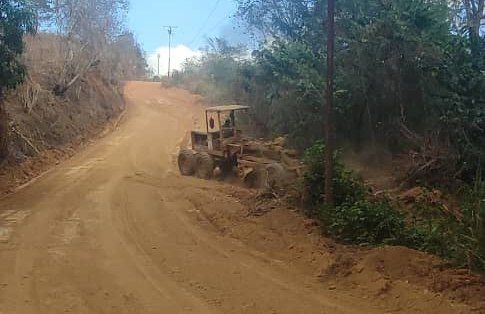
xmin=18 ymin=77 xmax=41 ymax=114
xmin=54 ymin=56 xmax=99 ymax=96
xmin=11 ymin=126 xmax=41 ymax=155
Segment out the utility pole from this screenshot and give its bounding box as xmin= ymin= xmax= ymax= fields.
xmin=164 ymin=26 xmax=177 ymax=78
xmin=157 ymin=53 xmax=160 ymax=77
xmin=324 ymin=0 xmax=335 ymax=206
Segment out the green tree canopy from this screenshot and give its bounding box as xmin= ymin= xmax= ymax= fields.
xmin=177 ymin=0 xmax=485 ymax=183
xmin=0 ymin=0 xmax=35 ymax=93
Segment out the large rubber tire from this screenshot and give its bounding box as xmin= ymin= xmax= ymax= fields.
xmin=178 ymin=148 xmax=196 ymax=176
xmin=265 ymin=163 xmax=287 ymax=189
xmin=242 ymin=167 xmax=267 ymax=188
xmin=194 ymin=152 xmax=215 ymax=180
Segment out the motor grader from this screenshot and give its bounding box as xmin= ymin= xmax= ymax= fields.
xmin=177 ymin=105 xmax=300 ymax=189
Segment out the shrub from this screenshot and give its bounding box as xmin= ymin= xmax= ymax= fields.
xmin=407 ymin=214 xmax=468 ymax=265
xmin=321 ymin=200 xmax=407 ymax=245
xmin=303 ymin=142 xmax=407 ymax=245
xmin=453 ymin=182 xmax=485 ymax=269
xmin=303 ymin=142 xmax=366 ymax=207
xmin=303 ymin=142 xmax=485 ymax=271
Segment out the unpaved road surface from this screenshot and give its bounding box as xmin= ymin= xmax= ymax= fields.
xmin=0 ymin=82 xmax=476 ymax=314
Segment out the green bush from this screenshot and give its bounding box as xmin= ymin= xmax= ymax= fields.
xmin=303 ymin=142 xmax=407 ymax=245
xmin=452 ymin=182 xmax=485 ymax=269
xmin=0 ymin=0 xmax=35 ymax=92
xmin=303 ymin=142 xmax=366 ymax=207
xmin=322 ymin=200 xmax=407 ymax=245
xmin=303 ymin=143 xmax=485 ymax=271
xmin=407 ymin=214 xmax=468 ymax=265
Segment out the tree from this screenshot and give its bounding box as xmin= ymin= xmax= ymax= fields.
xmin=108 ymin=32 xmax=148 ymax=80
xmin=0 ymin=0 xmax=35 ymax=92
xmin=463 ymin=0 xmax=484 ymax=64
xmin=182 ymin=0 xmax=483 ymax=184
xmin=0 ymin=0 xmax=35 ymax=158
xmin=450 ymin=0 xmax=484 ymax=63
xmin=324 ymin=0 xmax=335 ymax=206
xmin=28 ymin=0 xmax=133 ymax=95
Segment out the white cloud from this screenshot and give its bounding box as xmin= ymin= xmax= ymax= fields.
xmin=148 ymin=45 xmax=201 ymax=77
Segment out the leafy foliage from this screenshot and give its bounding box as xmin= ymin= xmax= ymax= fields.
xmin=172 ymin=38 xmax=247 ymax=104
xmin=0 ymin=0 xmax=35 ymax=158
xmin=303 ymin=142 xmax=366 ymax=206
xmin=456 ymin=181 xmax=485 ymax=269
xmin=304 ymin=142 xmax=484 ymax=270
xmin=0 ymin=0 xmax=35 ymax=92
xmin=402 ymin=187 xmax=485 ymax=270
xmin=326 ymin=200 xmax=407 ymax=245
xmin=178 ymin=0 xmax=484 ymax=184
xmin=303 ymin=142 xmax=407 ymax=245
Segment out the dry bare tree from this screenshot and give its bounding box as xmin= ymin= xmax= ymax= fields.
xmin=28 ymin=0 xmax=143 ymax=95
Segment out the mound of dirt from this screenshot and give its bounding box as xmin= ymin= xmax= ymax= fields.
xmin=320 ymin=245 xmax=485 ymax=311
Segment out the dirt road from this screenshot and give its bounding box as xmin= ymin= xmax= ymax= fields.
xmin=0 ymin=82 xmax=476 ymax=314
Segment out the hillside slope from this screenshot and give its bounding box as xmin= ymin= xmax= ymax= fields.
xmin=0 ymin=35 xmax=130 ymax=195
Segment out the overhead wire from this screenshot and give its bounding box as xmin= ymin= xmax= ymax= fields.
xmin=186 ymin=0 xmax=222 ymax=47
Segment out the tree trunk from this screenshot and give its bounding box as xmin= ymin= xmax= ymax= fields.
xmin=324 ymin=0 xmax=335 ymax=206
xmin=469 ymin=26 xmax=481 ymax=63
xmin=0 ymin=90 xmax=9 ymax=160
xmin=463 ymin=0 xmax=484 ymax=62
xmin=480 ymin=200 xmax=485 ymax=264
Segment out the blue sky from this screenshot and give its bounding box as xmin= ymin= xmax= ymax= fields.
xmin=127 ymin=0 xmax=241 ymax=74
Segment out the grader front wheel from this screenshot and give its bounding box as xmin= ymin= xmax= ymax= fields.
xmin=194 ymin=152 xmax=215 ymax=179
xmin=178 ymin=148 xmax=196 ymax=176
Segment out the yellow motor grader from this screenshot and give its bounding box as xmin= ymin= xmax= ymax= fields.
xmin=177 ymin=105 xmax=300 ymax=189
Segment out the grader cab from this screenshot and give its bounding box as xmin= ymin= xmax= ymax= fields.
xmin=191 ymin=105 xmax=248 ymax=151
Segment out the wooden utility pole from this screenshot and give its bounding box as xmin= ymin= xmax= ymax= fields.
xmin=164 ymin=26 xmax=177 ymax=78
xmin=0 ymin=89 xmax=8 ymax=159
xmin=324 ymin=0 xmax=335 ymax=206
xmin=157 ymin=53 xmax=160 ymax=77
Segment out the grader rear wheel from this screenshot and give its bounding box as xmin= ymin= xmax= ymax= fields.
xmin=240 ymin=162 xmax=292 ymax=189
xmin=194 ymin=152 xmax=215 ymax=179
xmin=178 ymin=148 xmax=196 ymax=176
xmin=241 ymin=167 xmax=267 ymax=188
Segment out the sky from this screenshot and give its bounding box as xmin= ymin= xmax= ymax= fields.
xmin=127 ymin=0 xmax=243 ymax=76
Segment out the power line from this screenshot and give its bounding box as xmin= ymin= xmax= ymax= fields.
xmin=187 ymin=0 xmax=221 ymax=47
xmin=206 ymin=15 xmax=230 ymax=34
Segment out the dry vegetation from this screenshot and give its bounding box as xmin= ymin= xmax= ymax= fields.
xmin=0 ymin=0 xmax=147 ymax=187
